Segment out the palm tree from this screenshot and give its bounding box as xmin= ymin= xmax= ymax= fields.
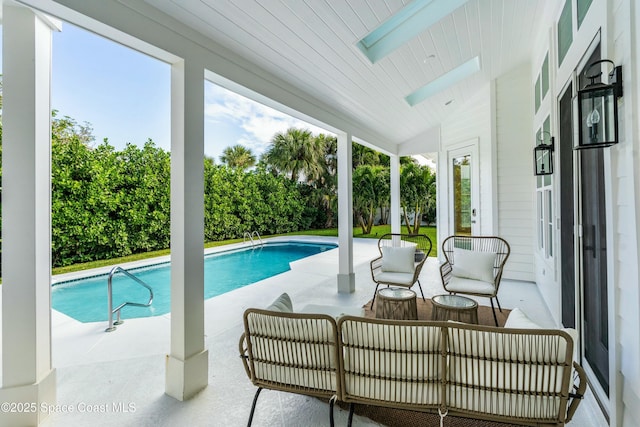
xmin=400 ymin=163 xmax=435 ymax=234
xmin=262 ymin=128 xmax=323 ymax=182
xmin=219 ymin=144 xmax=256 ymax=170
xmin=352 ymin=142 xmax=380 ymax=168
xmin=353 ymin=165 xmax=387 ymax=234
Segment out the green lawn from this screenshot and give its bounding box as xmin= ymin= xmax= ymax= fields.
xmin=51 ymin=226 xmax=437 ymax=276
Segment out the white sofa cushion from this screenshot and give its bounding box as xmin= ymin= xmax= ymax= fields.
xmin=447 ymin=322 xmax=575 ymax=419
xmin=505 ymin=307 xmax=579 ymax=345
xmin=445 ymin=276 xmax=495 ymax=295
xmin=300 ymin=303 xmax=364 ymax=318
xmin=341 ymin=319 xmax=443 ymax=405
xmin=381 ymin=246 xmax=416 ymax=273
xmin=266 ymin=292 xmax=293 ymax=312
xmin=452 ymin=248 xmax=496 ymax=283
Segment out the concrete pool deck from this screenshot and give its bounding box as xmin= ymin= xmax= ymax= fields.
xmin=0 ymin=236 xmax=607 ymax=426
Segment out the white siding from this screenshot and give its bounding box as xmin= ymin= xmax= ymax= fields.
xmin=438 ymin=71 xmax=534 ymax=283
xmin=438 ymin=84 xmax=493 ymax=252
xmin=612 ymin=0 xmax=640 ymax=425
xmin=494 ymin=63 xmax=535 ymax=281
xmin=528 ymin=0 xmax=640 ymax=424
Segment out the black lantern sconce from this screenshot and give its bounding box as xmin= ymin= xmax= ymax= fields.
xmin=577 ymin=59 xmax=623 ymax=149
xmin=534 ymin=131 xmax=554 ymax=176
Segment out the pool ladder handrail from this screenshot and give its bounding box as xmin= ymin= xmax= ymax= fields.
xmin=106 ymin=266 xmax=154 ymax=332
xmin=243 ymin=231 xmax=264 ymax=247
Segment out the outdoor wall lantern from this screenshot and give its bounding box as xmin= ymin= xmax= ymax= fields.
xmin=534 ymin=131 xmax=554 ymax=176
xmin=577 ymin=59 xmax=623 ymax=149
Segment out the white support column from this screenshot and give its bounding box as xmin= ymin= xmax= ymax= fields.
xmin=337 ymin=132 xmax=355 ymax=293
xmin=390 ymin=155 xmax=401 ymax=234
xmin=166 ymin=58 xmax=209 ymax=400
xmin=0 ymin=5 xmax=57 ymax=425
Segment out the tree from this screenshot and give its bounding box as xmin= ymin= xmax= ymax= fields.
xmin=352 ymin=142 xmax=380 ymax=168
xmin=400 ymin=163 xmax=435 ymax=234
xmin=311 ymin=134 xmax=338 ymax=227
xmin=219 ymin=144 xmax=256 ymax=170
xmin=261 ymin=127 xmax=323 ymax=182
xmin=353 ymin=165 xmax=387 ymax=234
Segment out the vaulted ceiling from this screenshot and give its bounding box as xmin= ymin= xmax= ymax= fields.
xmin=143 ymin=0 xmax=555 ymax=149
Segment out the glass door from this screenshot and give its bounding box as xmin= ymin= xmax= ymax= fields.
xmin=578 ymin=45 xmax=609 ymax=395
xmin=448 ymin=143 xmax=479 ymax=236
xmin=453 ymin=154 xmax=472 ymax=234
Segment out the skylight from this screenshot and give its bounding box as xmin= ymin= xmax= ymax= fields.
xmin=405 ymin=56 xmax=480 ymax=106
xmin=357 ymin=0 xmax=469 ymax=63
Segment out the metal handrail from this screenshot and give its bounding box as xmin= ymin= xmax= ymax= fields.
xmin=105 ymin=266 xmax=154 ymax=332
xmin=243 ymin=231 xmax=254 ymax=246
xmin=243 ymin=231 xmax=264 ymax=247
xmin=251 ymin=231 xmax=263 ymax=246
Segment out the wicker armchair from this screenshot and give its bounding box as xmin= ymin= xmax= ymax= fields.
xmin=440 ymin=235 xmax=510 ymax=326
xmin=369 ymin=233 xmax=433 ymax=309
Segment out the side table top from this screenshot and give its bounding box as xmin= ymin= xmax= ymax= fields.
xmin=378 ymin=287 xmax=416 ymax=301
xmin=432 ymin=294 xmax=477 ymax=309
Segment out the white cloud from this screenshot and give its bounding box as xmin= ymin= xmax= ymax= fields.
xmin=205 ymin=83 xmax=332 ymax=158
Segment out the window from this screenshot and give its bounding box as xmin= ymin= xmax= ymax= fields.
xmin=557 ymin=0 xmax=573 ymax=65
xmin=536 ymin=116 xmax=553 ymax=259
xmin=577 ymin=0 xmax=593 ymax=28
xmin=547 ymin=190 xmax=553 ymax=257
xmin=533 ymin=53 xmax=549 ymax=113
xmin=541 ymin=54 xmax=549 ymax=97
xmin=535 ymin=77 xmax=541 ymax=112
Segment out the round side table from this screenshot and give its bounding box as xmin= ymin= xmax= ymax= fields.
xmin=431 ymin=294 xmax=478 ymax=324
xmin=376 ymin=288 xmax=418 ymax=320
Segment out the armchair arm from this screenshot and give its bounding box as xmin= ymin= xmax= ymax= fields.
xmin=370 ymin=256 xmax=383 ymax=281
xmin=440 ymin=261 xmax=453 ymax=287
xmin=238 ymin=332 xmax=252 ymax=380
xmin=565 ymin=362 xmax=587 ymax=423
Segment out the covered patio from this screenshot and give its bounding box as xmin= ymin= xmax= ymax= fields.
xmin=30 ymin=238 xmax=605 ymax=426
xmin=2 ymin=0 xmax=640 ymax=426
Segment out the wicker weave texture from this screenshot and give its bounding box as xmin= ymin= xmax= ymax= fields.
xmin=339 ymin=318 xmax=442 ymax=407
xmin=240 ymin=311 xmax=585 ymax=426
xmin=441 ymin=235 xmax=510 ymax=298
xmin=243 ymin=309 xmax=339 ymax=397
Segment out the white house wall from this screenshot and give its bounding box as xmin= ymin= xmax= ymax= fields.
xmin=611 ymin=0 xmax=640 ymax=425
xmin=438 ymin=77 xmax=535 ymax=283
xmin=494 ymin=63 xmax=535 ymax=282
xmin=527 ymin=0 xmax=640 ymax=425
xmin=438 ymin=85 xmax=493 ymax=250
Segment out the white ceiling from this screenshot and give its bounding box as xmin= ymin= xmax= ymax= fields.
xmin=143 ymin=0 xmax=554 ymax=148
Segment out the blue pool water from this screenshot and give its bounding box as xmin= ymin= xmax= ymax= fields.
xmin=52 ymin=241 xmax=337 ymax=323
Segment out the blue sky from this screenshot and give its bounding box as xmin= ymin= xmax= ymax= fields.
xmin=1 ymin=22 xmax=329 ymax=162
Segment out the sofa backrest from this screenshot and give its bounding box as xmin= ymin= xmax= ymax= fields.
xmin=242 ymin=311 xmax=576 ymax=425
xmin=337 ymin=316 xmax=574 ymax=425
xmin=243 ymin=308 xmax=340 ymax=398
xmin=337 ymin=316 xmax=445 ymax=411
xmin=445 ymin=322 xmax=574 ymax=424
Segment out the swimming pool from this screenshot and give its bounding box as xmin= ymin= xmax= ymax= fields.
xmin=52 ymin=241 xmax=337 ymax=323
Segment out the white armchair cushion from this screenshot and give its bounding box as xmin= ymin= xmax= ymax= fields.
xmin=374 ymin=271 xmax=415 ymax=286
xmin=381 ymin=246 xmax=416 ymax=273
xmin=451 ymin=248 xmax=496 ymax=282
xmin=446 ymin=276 xmax=495 ymax=295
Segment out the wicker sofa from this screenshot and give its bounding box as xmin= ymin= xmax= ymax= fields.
xmin=239 ymin=297 xmax=586 ymax=427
